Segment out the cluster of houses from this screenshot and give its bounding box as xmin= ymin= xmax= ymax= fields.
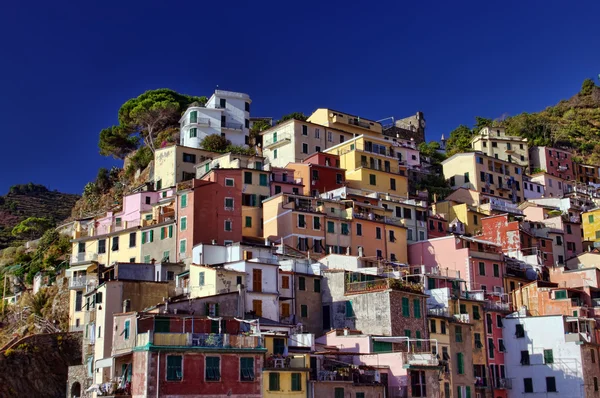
xmin=61 ymin=90 xmax=600 ymax=398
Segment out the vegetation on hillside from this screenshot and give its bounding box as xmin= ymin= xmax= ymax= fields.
xmin=200 ymin=134 xmax=256 ymax=155
xmin=445 ymin=78 xmax=600 ymax=163
xmin=0 ymin=184 xmax=79 ymax=249
xmin=277 ymin=112 xmax=308 ymax=124
xmin=98 ymin=88 xmax=207 ymax=159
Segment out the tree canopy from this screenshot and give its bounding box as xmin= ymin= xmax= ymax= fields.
xmin=277 ymin=112 xmax=308 ymax=124
xmin=200 ymin=134 xmax=230 ymax=152
xmin=445 ymin=124 xmax=475 ymax=156
xmin=99 ymin=89 xmax=207 ymax=158
xmin=11 ymin=217 xmax=55 ymax=241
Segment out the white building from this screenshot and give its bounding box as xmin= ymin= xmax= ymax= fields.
xmin=180 ymin=90 xmax=251 ymax=148
xmin=503 ymin=313 xmax=600 ymax=398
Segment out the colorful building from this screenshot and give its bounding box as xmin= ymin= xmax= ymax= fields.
xmin=529 ymin=146 xmax=575 ymax=181
xmin=286 ymin=152 xmax=346 ymax=197
xmin=470 ymin=126 xmax=529 ymax=167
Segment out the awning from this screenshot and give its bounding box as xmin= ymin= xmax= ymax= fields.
xmin=66 ymin=264 xmax=91 ymax=275
xmin=95 ymin=357 xmax=113 ymax=369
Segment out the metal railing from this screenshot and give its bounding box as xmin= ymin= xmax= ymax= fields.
xmin=70 ymin=252 xmax=98 ymax=264
xmin=223 ymin=122 xmax=243 ymax=130
xmin=493 ymin=378 xmax=512 ymax=389
xmin=485 ymin=301 xmax=511 ymax=311
xmin=138 ymin=332 xmax=263 ymax=349
xmin=182 ymin=117 xmax=210 ymax=127
xmin=402 ymin=352 xmax=438 ymax=366
xmin=263 ymin=133 xmax=291 ymax=147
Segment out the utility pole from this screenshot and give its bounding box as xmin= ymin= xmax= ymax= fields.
xmin=2 ymin=272 xmax=7 ymax=316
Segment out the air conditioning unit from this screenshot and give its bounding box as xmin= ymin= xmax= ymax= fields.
xmin=312 ymin=180 xmax=317 ymax=185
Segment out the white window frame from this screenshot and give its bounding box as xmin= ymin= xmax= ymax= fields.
xmin=180 ymin=216 xmax=187 ymax=231
xmin=224 ymin=197 xmax=234 ymax=210
xmin=225 ymin=178 xmax=235 ymax=187
xmin=179 ymin=239 xmax=187 ymax=254
xmin=224 ymin=220 xmax=232 ymax=231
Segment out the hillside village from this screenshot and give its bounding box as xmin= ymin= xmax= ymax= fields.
xmin=4 ymin=84 xmax=600 ymax=398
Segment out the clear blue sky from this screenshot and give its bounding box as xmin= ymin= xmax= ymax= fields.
xmin=1 ymin=0 xmax=599 ymax=194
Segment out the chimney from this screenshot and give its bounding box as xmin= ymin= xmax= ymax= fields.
xmin=122 ymin=299 xmax=131 ymax=313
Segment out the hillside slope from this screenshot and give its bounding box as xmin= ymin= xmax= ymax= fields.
xmin=0 ymin=183 xmax=80 ymax=249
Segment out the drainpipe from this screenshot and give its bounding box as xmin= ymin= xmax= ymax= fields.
xmin=156 ymin=352 xmax=160 ymax=398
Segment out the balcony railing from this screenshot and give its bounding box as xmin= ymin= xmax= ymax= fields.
xmin=265 ymin=354 xmax=307 ymax=369
xmin=401 ymin=352 xmax=438 ymax=367
xmin=182 ymin=117 xmax=210 ymax=127
xmin=70 ymin=252 xmax=98 ymax=264
xmin=493 ymin=378 xmax=512 ymax=389
xmin=345 ymin=278 xmax=423 ymax=295
xmin=223 ymin=122 xmax=243 ymax=130
xmin=137 ymin=332 xmax=263 ymax=349
xmin=263 ymin=133 xmax=291 ymax=148
xmin=484 ymin=301 xmax=511 ymax=311
xmin=453 ymin=313 xmax=470 ymax=323
xmin=427 ymin=307 xmax=450 ymax=317
xmin=69 ymin=276 xmax=87 ymax=289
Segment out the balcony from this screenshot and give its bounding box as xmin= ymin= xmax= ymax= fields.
xmin=564 ymin=332 xmax=591 ymax=344
xmin=263 ymin=133 xmax=291 ymax=149
xmin=345 ymin=278 xmax=424 ymax=295
xmin=265 ymin=354 xmax=308 ymax=370
xmin=427 ymin=307 xmax=450 ymax=317
xmin=69 ymin=276 xmax=88 ymax=289
xmin=137 ymin=332 xmax=264 ymax=349
xmin=493 ymin=378 xmax=512 ymax=389
xmin=453 ymin=313 xmax=470 ymax=323
xmin=223 ymin=122 xmax=243 ymax=130
xmin=401 ymin=352 xmax=438 ymax=367
xmin=70 ymin=252 xmax=98 ymax=265
xmin=182 ymin=117 xmax=210 ymax=127
xmin=484 ymin=301 xmax=511 ymax=311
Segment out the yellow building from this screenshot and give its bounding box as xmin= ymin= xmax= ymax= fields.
xmin=153 ymin=145 xmax=216 ymax=190
xmin=582 ymin=208 xmax=600 ymax=241
xmin=324 ymin=135 xmax=409 ymax=196
xmin=442 ymin=152 xmax=525 ymax=204
xmin=307 ymin=108 xmax=382 ymax=137
xmin=470 ymin=126 xmax=529 ymax=167
xmin=187 ymin=264 xmax=246 ymax=298
xmin=263 ymin=334 xmax=310 ymax=398
xmin=432 ymin=201 xmax=488 ymax=235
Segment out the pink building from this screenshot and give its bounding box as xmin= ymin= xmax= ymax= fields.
xmin=94 ymin=191 xmax=164 ymax=235
xmin=485 ymin=307 xmax=509 ymax=397
xmin=316 ymin=329 xmax=440 ymax=397
xmin=269 ymin=167 xmax=304 ymax=196
xmin=408 ymin=235 xmax=505 ymax=293
xmin=529 ymin=146 xmax=575 ymax=182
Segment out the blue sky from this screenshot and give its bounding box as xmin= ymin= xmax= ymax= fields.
xmin=1 ymin=0 xmax=599 ymax=194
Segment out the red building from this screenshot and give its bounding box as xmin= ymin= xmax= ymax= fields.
xmin=177 ymin=172 xmax=243 ymax=261
xmin=484 ymin=305 xmax=510 ymax=398
xmin=269 ymin=167 xmax=304 ymax=196
xmin=530 ymin=146 xmax=575 ymax=181
xmin=427 ymin=213 xmax=448 ymax=239
xmin=480 ymin=214 xmax=554 ymax=269
xmin=287 ymin=152 xmax=345 ymax=197
xmin=125 ymin=314 xmax=265 ymax=398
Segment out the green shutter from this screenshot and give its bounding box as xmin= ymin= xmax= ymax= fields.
xmin=369 ymin=174 xmax=376 ymax=185
xmin=345 ymin=301 xmax=354 ymax=317
xmin=335 ymin=388 xmax=345 ymax=398
xmin=190 ymin=111 xmax=197 ymax=123
xmin=544 ymin=349 xmax=554 ymax=364
xmin=161 ymin=228 xmax=165 ymax=240
xmin=155 ymin=318 xmax=170 ymax=333
xmin=169 ymin=225 xmax=173 ymax=238
xmin=291 ymin=373 xmax=302 ymax=391
xmin=269 ymin=373 xmax=280 ymax=391
xmin=180 ymin=240 xmax=186 ymax=253
xmin=124 ymin=320 xmax=130 ymax=339
xmin=181 ymin=217 xmax=187 ymax=231
xmin=149 ymin=230 xmax=154 ymax=242
xmin=416 ymin=330 xmax=421 ymax=347
xmin=457 ymin=353 xmax=464 ymax=374
xmin=373 ymin=341 xmax=392 ymax=353
xmin=199 ymin=272 xmax=205 ymax=286
xmin=245 ymin=216 xmax=252 ymax=228
xmin=143 ymin=255 xmax=151 ymax=263
xmin=457 ymin=387 xmax=462 ymax=398
xmin=402 ymin=297 xmax=410 ymax=317
xmin=260 ymin=174 xmax=268 ymax=186
xmin=240 ymin=357 xmax=254 ymax=381
xmin=466 ymin=386 xmax=471 ymax=398
xmin=473 ymin=305 xmax=480 ymax=320
xmin=413 ymin=299 xmax=421 ymax=318
xmin=404 ymin=329 xmax=411 ymax=338
xmin=327 ymin=221 xmax=334 ymax=233
xmin=314 ymin=217 xmax=320 ymax=229
xmin=142 ymin=232 xmax=147 ymax=244
xmin=314 ymin=279 xmax=321 ymax=292
xmin=181 ymin=194 xmax=187 ymax=208
xmin=244 ymin=172 xmax=252 ymax=184
xmin=555 ymin=290 xmax=567 ymax=299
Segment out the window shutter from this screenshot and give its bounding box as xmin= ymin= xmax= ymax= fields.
xmin=168 ymin=225 xmax=173 ymax=238
xmin=215 ymin=303 xmax=219 ymax=316
xmin=149 ymin=230 xmax=154 ymax=242
xmin=160 ymin=228 xmax=165 ymax=240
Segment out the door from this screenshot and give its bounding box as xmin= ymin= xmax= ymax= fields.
xmin=252 ymin=269 xmax=262 ymax=292
xmin=380 ymin=373 xmax=389 ymax=398
xmin=322 ymin=305 xmax=331 ymax=331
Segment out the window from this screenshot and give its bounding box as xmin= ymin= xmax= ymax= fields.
xmin=493 ymin=263 xmax=500 ymax=277
xmin=355 ymin=223 xmax=362 ymax=236
xmin=112 ymin=236 xmax=119 ymax=251
xmin=325 ymin=221 xmax=335 ymax=234
xmin=479 ymin=262 xmax=486 ymax=275
xmin=457 ymin=353 xmax=464 ymax=374
xmin=473 ymin=214 xmax=478 ymax=225
xmin=498 ymin=338 xmax=505 ymax=352
xmin=474 ymin=333 xmax=482 ymax=348
xmin=590 ymin=214 xmax=595 ymax=223
xmin=259 ymin=174 xmax=268 ymax=186
xmin=390 ymin=178 xmax=396 ymax=191
xmin=441 ymin=321 xmax=446 ymax=334
xmin=554 ymin=290 xmax=567 ymax=299
xmin=166 ymin=355 xmax=183 ymax=381
xmin=314 ymin=279 xmax=321 ymax=292
xmin=291 ymin=373 xmax=302 ymax=391
xmin=430 ymin=319 xmax=437 ymax=333
xmin=488 ymin=338 xmax=495 ymax=358
xmin=75 ymin=291 xmax=83 ymax=311
xmin=224 ymin=220 xmax=232 ymax=231
xmin=595 ymin=377 xmax=598 ymax=392
xmin=302 ymin=125 xmax=308 ymax=136
xmin=543 ymin=349 xmax=554 ymax=364
xmin=315 ymin=128 xmax=320 ymax=138
xmin=281 ymin=275 xmax=290 ymax=289
xmin=413 ymin=299 xmax=421 ymax=318
xmin=129 ymin=232 xmax=136 ymax=248
xmin=281 ymin=303 xmax=290 ymax=317
xmin=252 ymin=300 xmax=262 ymax=316
xmin=244 ymin=216 xmax=252 ymax=228
xmin=592 ymin=349 xmax=596 ymax=364
xmin=123 ymin=320 xmax=130 ymax=340
xmin=302 ymin=143 xmax=308 ymax=154
xmin=219 ymin=98 xmax=226 ymax=108
xmin=299 ymin=277 xmax=306 ymax=291
xmin=455 ymin=326 xmax=463 ymax=342
xmin=182 ymin=153 xmax=196 ymax=163
xmin=340 ymin=223 xmax=350 ymax=236
xmin=402 ymin=297 xmax=410 ymax=317
xmin=334 ymin=388 xmax=344 ymax=398
xmin=345 ymin=300 xmax=354 ymax=318
xmin=299 ymin=304 xmax=308 ymax=318
xmin=369 ymin=174 xmax=376 ymax=185
xmin=515 ymin=324 xmax=525 ymax=338
xmin=411 ymin=370 xmax=426 ymax=397
xmin=189 ymin=127 xmax=197 ymax=138
xmin=546 ymin=377 xmax=556 ymax=392
xmin=376 ymin=227 xmax=382 ymax=239
xmin=225 ymin=178 xmax=234 ymax=187
xmin=180 ymin=194 xmax=187 ymax=208
xmin=521 ymin=350 xmax=530 ymax=365
xmin=298 ymin=214 xmax=306 ymax=228
xmin=269 ymin=373 xmax=280 ymax=391
xmin=473 ymin=305 xmax=480 ymax=320
xmin=356 ymin=393 xmax=365 ymax=398
xmin=464 ymin=172 xmax=470 ymax=183
xmin=98 ymin=239 xmax=106 ymax=254
xmin=224 ymin=197 xmax=234 ymax=209
xmin=180 ymin=216 xmax=187 ymax=231
xmin=273 ymin=149 xmax=278 ymax=159
xmin=496 ymin=314 xmax=503 ymax=328
xmin=179 ymin=239 xmax=186 ymax=254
